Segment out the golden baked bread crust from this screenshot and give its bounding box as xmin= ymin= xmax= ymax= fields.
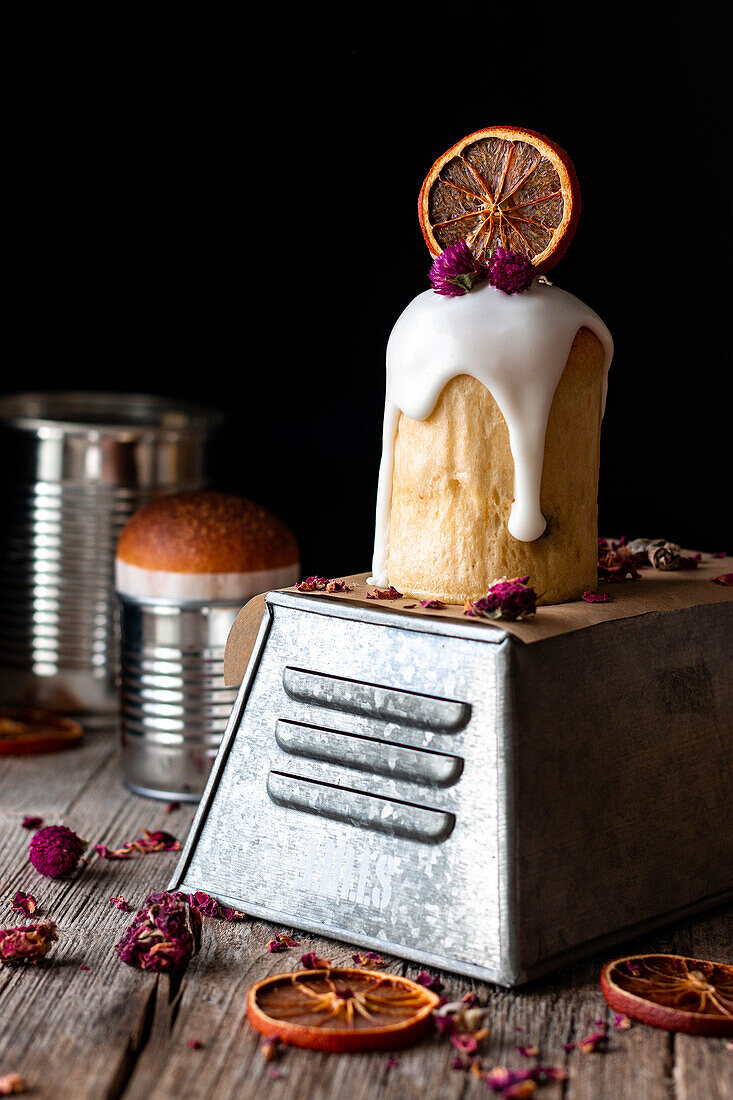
xmin=387 ymin=327 xmax=604 ymax=605
xmin=117 ymin=491 xmax=299 ymax=574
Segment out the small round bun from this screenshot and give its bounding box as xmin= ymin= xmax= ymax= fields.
xmin=117 ymin=491 xmax=299 ymax=574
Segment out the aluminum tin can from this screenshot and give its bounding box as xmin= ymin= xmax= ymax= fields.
xmin=0 ymin=392 xmax=220 ymax=717
xmin=118 ymin=594 xmax=241 ymax=801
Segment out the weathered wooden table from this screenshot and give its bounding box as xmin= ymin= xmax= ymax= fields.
xmin=1 ymin=732 xmax=731 ymax=1099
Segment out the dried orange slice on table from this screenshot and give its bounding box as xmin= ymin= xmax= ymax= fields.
xmin=418 ymin=125 xmax=580 ymax=272
xmin=246 ymin=967 xmax=440 ymax=1052
xmin=601 ymin=953 xmax=733 ymax=1036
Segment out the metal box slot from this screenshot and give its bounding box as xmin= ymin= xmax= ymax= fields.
xmin=282 ymin=665 xmax=471 ymax=733
xmin=266 ymin=769 xmax=456 ymax=843
xmin=274 ymin=718 xmax=464 ymax=788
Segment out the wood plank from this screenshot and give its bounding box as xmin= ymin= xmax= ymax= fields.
xmin=0 ymin=738 xmax=193 ymax=1099
xmin=2 ymin=738 xmax=731 ymax=1099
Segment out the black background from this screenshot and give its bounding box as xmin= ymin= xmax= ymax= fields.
xmin=7 ymin=9 xmax=730 ymax=573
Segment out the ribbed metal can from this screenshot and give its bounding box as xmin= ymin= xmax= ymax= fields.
xmin=0 ymin=392 xmax=220 ymax=717
xmin=118 ymin=595 xmax=241 ymax=800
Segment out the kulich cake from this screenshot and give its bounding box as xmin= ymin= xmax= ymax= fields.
xmin=116 ymin=491 xmax=299 ymax=600
xmin=370 ymin=127 xmax=613 ymax=606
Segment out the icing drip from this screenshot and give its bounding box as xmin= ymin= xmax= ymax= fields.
xmin=369 ymin=279 xmax=613 ymax=586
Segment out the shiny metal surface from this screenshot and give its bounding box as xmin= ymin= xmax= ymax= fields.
xmin=172 ymin=590 xmax=733 ymax=986
xmin=119 ymin=595 xmax=241 ymax=800
xmin=0 ymin=392 xmax=219 ymax=714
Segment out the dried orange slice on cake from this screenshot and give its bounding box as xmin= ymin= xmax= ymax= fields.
xmin=246 ymin=966 xmax=440 ymax=1052
xmin=600 ymin=953 xmax=733 ymax=1036
xmin=418 ymin=125 xmax=580 ymax=273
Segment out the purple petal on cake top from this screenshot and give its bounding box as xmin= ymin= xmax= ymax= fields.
xmin=485 ymin=248 xmax=534 ymax=295
xmin=429 ymin=240 xmax=488 ymax=297
xmin=28 ymin=825 xmax=85 ymax=878
xmin=464 ymin=577 xmax=537 ymax=621
xmin=0 ymin=920 xmax=58 ymax=965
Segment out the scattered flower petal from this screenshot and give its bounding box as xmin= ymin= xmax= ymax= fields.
xmin=166 ymin=801 xmax=180 ymax=813
xmin=419 ymin=598 xmax=446 ymax=609
xmin=516 ymin=1044 xmax=540 ymax=1058
xmin=0 ymin=1073 xmax=26 ymax=1096
xmin=186 ymin=1039 xmax=203 ymax=1049
xmin=465 ymin=577 xmax=537 ymax=620
xmin=95 ymin=829 xmax=181 ymax=860
xmin=80 ymin=964 xmax=90 ymax=971
xmin=299 ymin=951 xmax=332 ymax=969
xmin=581 ymin=591 xmax=611 ymax=603
xmin=261 ymin=1035 xmax=281 ymax=1062
xmin=294 ymin=576 xmax=353 ymax=593
xmin=29 ymin=825 xmax=85 ymax=878
xmin=486 ymin=248 xmax=534 ymax=295
xmin=385 ymin=1056 xmax=399 ymax=1071
xmin=352 ymin=950 xmax=386 ymax=969
xmin=450 ymin=1032 xmax=479 ymax=1054
xmin=613 ymin=1013 xmax=632 ymax=1030
xmin=0 ymin=920 xmax=58 ymax=965
xmin=429 ymin=239 xmax=488 ymax=298
xmin=10 ymin=892 xmax=37 ymax=917
xmin=597 ymin=550 xmax=641 ymax=583
xmin=416 ymin=970 xmax=444 ymax=993
xmin=20 ymin=816 xmax=43 ymax=831
xmin=110 ymin=895 xmax=129 ymax=911
xmin=711 ymin=573 xmax=733 ymax=585
xmin=366 ymin=586 xmax=403 ymax=600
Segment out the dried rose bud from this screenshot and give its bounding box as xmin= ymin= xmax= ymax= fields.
xmin=486 ymin=248 xmax=534 ymax=295
xmin=299 ymin=951 xmax=332 ymax=969
xmin=115 ymin=891 xmax=201 ymax=974
xmin=597 ymin=551 xmax=641 ymax=583
xmin=10 ymin=892 xmax=37 ymax=917
xmin=647 ymin=540 xmax=681 ymax=571
xmin=465 ymin=577 xmax=537 ymax=621
xmin=29 ymin=825 xmax=85 ymax=878
xmin=0 ymin=920 xmax=58 ymax=965
xmin=429 ymin=239 xmax=488 ymax=297
xmin=0 ymin=1073 xmax=26 ymax=1096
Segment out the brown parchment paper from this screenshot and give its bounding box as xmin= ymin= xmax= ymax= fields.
xmin=224 ymin=558 xmax=732 ymax=686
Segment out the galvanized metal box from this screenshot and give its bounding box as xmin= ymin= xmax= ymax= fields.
xmin=171 ymin=588 xmax=732 ymax=986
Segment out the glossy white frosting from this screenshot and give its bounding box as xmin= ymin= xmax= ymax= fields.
xmin=369 ymin=279 xmax=613 ymax=586
xmin=115 ymin=559 xmax=300 ymax=600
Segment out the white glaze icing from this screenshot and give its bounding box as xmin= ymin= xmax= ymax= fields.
xmin=115 ymin=559 xmax=300 ymax=600
xmin=369 ymin=279 xmax=613 ymax=586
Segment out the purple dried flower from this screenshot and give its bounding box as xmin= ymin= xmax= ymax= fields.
xmin=366 ymin=585 xmax=403 ymax=600
xmin=581 ymin=590 xmax=611 ymax=603
xmin=450 ymin=1032 xmax=478 ymax=1054
xmin=416 ymin=970 xmax=444 ymax=993
xmin=465 ymin=576 xmax=537 ymax=621
xmin=115 ymin=891 xmax=201 ymax=974
xmin=486 ymin=248 xmax=534 ymax=295
xmin=110 ymin=895 xmax=129 ymax=911
xmin=429 ymin=240 xmax=488 ymax=297
xmin=29 ymin=825 xmax=85 ymax=878
xmin=10 ymin=892 xmax=37 ymax=917
xmin=0 ymin=920 xmax=58 ymax=964
xmin=419 ymin=599 xmax=446 ymax=610
xmin=21 ymin=816 xmax=43 ymax=831
xmin=187 ymin=891 xmax=246 ymax=922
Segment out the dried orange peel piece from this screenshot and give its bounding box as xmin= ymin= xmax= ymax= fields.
xmin=0 ymin=708 xmax=82 ymax=755
xmin=600 ymin=953 xmax=733 ymax=1036
xmin=246 ymin=967 xmax=441 ymax=1052
xmin=418 ymin=125 xmax=580 ymax=273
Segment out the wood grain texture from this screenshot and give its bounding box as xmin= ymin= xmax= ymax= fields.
xmin=1 ymin=734 xmax=731 ymax=1099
